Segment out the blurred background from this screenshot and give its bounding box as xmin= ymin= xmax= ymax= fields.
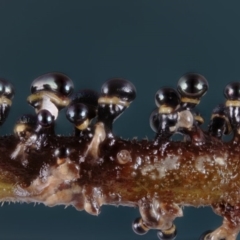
xmin=0 ymin=0 xmax=239 ymax=239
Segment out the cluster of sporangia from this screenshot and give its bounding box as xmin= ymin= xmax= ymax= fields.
xmin=0 ymin=72 xmax=240 ymax=239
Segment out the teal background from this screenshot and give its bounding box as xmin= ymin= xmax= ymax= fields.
xmin=0 ymin=0 xmax=239 ymax=239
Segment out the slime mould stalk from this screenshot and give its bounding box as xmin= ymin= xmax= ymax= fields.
xmin=0 ymin=73 xmax=239 ymax=240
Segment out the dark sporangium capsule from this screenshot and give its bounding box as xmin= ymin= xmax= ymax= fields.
xmin=177 ymin=73 xmax=208 ymax=98
xmin=132 ymin=217 xmax=148 ymax=235
xmin=155 ymin=88 xmax=180 ymax=113
xmin=224 ymin=82 xmax=240 ymax=100
xmin=37 ymin=109 xmax=54 ymax=128
xmin=101 ymin=78 xmax=136 ymax=102
xmin=66 ymin=103 xmax=96 ymax=130
xmin=67 ymin=89 xmax=99 ymax=136
xmin=98 ymin=78 xmax=136 ymax=131
xmin=177 ymin=73 xmax=208 ymax=109
xmin=54 ymin=147 xmax=70 ymax=160
xmin=27 ymin=72 xmax=74 ymax=120
xmin=31 ymin=72 xmax=74 ymax=96
xmin=150 ymin=88 xmax=179 ymax=140
xmin=149 ymin=108 xmax=178 ymax=140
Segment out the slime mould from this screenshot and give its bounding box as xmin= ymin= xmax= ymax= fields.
xmin=0 ymin=72 xmax=239 ymax=239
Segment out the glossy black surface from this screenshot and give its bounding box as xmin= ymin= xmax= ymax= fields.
xmin=155 ymin=88 xmax=180 ymax=109
xmin=149 ymin=108 xmax=178 ymax=137
xmin=132 ymin=218 xmax=147 ymax=235
xmin=31 ymin=72 xmax=74 ymax=96
xmin=226 ymin=106 xmax=240 ymax=132
xmin=37 ymin=109 xmax=54 ymax=127
xmin=177 ymin=73 xmax=208 ymax=99
xmin=208 ymin=104 xmax=230 ymax=138
xmin=208 ymin=117 xmax=227 ymax=139
xmin=0 ymin=78 xmax=14 ymax=100
xmin=54 ymin=147 xmax=70 ymax=159
xmin=97 ymin=104 xmax=126 ymax=131
xmin=101 ymin=78 xmax=136 ymax=102
xmin=66 ymin=103 xmax=94 ymax=125
xmin=224 ymin=82 xmax=240 ymax=100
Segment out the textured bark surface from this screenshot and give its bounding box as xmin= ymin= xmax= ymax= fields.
xmin=0 ymin=134 xmax=238 ymax=209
